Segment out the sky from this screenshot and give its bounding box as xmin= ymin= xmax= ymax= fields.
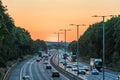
xmin=2 ymin=0 xmax=120 ymax=42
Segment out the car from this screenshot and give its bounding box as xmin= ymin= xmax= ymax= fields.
xmin=44 ymin=61 xmax=48 ymax=64
xmin=39 ymin=58 xmax=42 ymax=60
xmin=72 ymin=66 xmax=78 ymax=71
xmin=78 ymin=68 xmax=86 ymax=75
xmin=22 ymin=75 xmax=31 ymax=80
xmin=51 ymin=71 xmax=60 ymax=77
xmin=116 ymin=75 xmax=120 ymax=80
xmin=91 ymin=69 xmax=99 ymax=75
xmin=36 ymin=58 xmax=40 ymax=62
xmin=62 ymin=61 xmax=67 ymax=66
xmin=83 ymin=66 xmax=90 ymax=71
xmin=66 ymin=63 xmax=72 ymax=68
xmin=46 ymin=65 xmax=52 ymax=69
xmin=72 ymin=62 xmax=78 ymax=67
xmin=59 ymin=60 xmax=64 ymax=63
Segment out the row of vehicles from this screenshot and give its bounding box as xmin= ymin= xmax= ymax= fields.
xmin=43 ymin=60 xmax=60 ymax=77
xmin=38 ymin=52 xmax=60 ymax=78
xmin=60 ymin=56 xmax=101 ymax=75
xmin=66 ymin=52 xmax=102 ymax=72
xmin=22 ymin=50 xmax=60 ymax=80
xmin=44 ymin=61 xmax=60 ymax=77
xmin=22 ymin=65 xmax=60 ymax=80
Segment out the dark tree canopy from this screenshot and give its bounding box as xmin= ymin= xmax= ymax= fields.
xmin=68 ymin=16 xmax=120 ymax=71
xmin=0 ymin=0 xmax=47 ymax=67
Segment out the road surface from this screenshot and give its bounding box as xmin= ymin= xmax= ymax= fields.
xmin=9 ymin=52 xmax=69 ymax=80
xmin=57 ymin=50 xmax=119 ymax=80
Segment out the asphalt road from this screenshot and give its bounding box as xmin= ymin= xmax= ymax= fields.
xmin=57 ymin=50 xmax=119 ymax=80
xmin=9 ymin=49 xmax=118 ymax=80
xmin=9 ymin=53 xmax=69 ymax=80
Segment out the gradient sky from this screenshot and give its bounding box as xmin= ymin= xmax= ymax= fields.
xmin=2 ymin=0 xmax=120 ymax=42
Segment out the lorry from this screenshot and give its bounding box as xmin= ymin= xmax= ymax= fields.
xmin=71 ymin=52 xmax=77 ymax=62
xmin=90 ymin=58 xmax=102 ymax=72
xmin=38 ymin=51 xmax=42 ymax=57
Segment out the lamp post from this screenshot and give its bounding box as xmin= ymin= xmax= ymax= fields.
xmin=60 ymin=29 xmax=71 ymax=70
xmin=69 ymin=24 xmax=85 ymax=75
xmin=54 ymin=32 xmax=63 ymax=66
xmin=92 ymin=15 xmax=114 ymax=80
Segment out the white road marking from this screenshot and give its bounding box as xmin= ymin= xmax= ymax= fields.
xmin=29 ymin=60 xmax=35 ymax=80
xmin=20 ymin=59 xmax=35 ymax=80
xmin=20 ymin=62 xmax=27 ymax=80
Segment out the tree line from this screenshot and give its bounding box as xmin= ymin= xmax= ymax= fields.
xmin=68 ymin=16 xmax=120 ymax=71
xmin=0 ymin=0 xmax=47 ymax=67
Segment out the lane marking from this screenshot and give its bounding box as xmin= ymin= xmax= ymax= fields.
xmin=20 ymin=62 xmax=27 ymax=80
xmin=19 ymin=58 xmax=35 ymax=80
xmin=29 ymin=60 xmax=35 ymax=80
xmin=34 ymin=62 xmax=42 ymax=80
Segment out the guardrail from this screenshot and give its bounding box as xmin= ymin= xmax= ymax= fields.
xmin=50 ymin=54 xmax=83 ymax=80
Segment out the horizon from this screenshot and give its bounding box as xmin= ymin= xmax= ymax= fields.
xmin=2 ymin=0 xmax=120 ymax=42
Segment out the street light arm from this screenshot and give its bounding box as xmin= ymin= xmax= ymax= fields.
xmin=69 ymin=24 xmax=76 ymax=26
xmin=60 ymin=29 xmax=71 ymax=31
xmin=92 ymin=15 xmax=117 ymax=18
xmin=92 ymin=15 xmax=99 ymax=17
xmin=70 ymin=24 xmax=86 ymax=26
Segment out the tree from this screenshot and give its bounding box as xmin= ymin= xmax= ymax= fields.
xmin=35 ymin=39 xmax=47 ymax=51
xmin=0 ymin=0 xmax=47 ymax=67
xmin=68 ymin=16 xmax=120 ymax=70
xmin=68 ymin=40 xmax=77 ymax=53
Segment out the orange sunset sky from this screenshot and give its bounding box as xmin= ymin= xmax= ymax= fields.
xmin=2 ymin=0 xmax=120 ymax=42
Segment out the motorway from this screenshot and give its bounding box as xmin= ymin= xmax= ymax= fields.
xmin=8 ymin=49 xmax=119 ymax=80
xmin=8 ymin=50 xmax=69 ymax=80
xmin=57 ymin=50 xmax=119 ymax=80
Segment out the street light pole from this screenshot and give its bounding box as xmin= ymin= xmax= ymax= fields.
xmin=76 ymin=25 xmax=79 ymax=76
xmin=102 ymin=16 xmax=105 ymax=80
xmin=60 ymin=29 xmax=71 ymax=52
xmin=92 ymin=15 xmax=115 ymax=80
xmin=92 ymin=15 xmax=106 ymax=80
xmin=54 ymin=32 xmax=62 ymax=66
xmin=60 ymin=29 xmax=71 ymax=70
xmin=70 ymin=24 xmax=85 ymax=75
xmin=65 ymin=30 xmax=66 ymax=53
